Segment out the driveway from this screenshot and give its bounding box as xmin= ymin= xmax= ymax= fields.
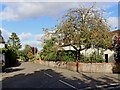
xmin=2 ymin=62 xmax=120 ymax=89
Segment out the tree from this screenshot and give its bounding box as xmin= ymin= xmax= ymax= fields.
xmin=7 ymin=33 xmax=22 ymax=50
xmin=47 ymin=6 xmax=112 ymax=64
xmin=21 ymin=45 xmax=33 ymax=61
xmin=40 ymin=37 xmax=58 ymax=61
xmin=110 ymin=36 xmax=120 ymax=62
xmin=5 ymin=46 xmax=17 ymax=67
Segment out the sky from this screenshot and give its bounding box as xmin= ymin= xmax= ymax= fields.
xmin=0 ymin=2 xmax=119 ymax=51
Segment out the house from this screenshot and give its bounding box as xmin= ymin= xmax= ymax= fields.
xmin=30 ymin=47 xmax=39 ymax=55
xmin=0 ymin=30 xmax=5 ymax=63
xmin=110 ymin=29 xmax=120 ymax=62
xmin=62 ymin=30 xmax=120 ymax=63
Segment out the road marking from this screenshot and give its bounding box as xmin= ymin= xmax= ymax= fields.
xmin=96 ymin=84 xmax=108 ymax=88
xmin=84 ymin=87 xmax=92 ymax=89
xmin=107 ymin=85 xmax=120 ymax=89
xmin=83 ymin=84 xmax=120 ymax=89
xmin=109 ymin=83 xmax=119 ymax=85
xmin=44 ymin=72 xmax=53 ymax=78
xmin=59 ymin=80 xmax=77 ymax=89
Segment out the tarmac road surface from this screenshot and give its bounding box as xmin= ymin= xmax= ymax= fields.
xmin=2 ymin=62 xmax=120 ymax=89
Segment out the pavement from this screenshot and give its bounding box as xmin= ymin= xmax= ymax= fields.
xmin=1 ymin=62 xmax=120 ymax=89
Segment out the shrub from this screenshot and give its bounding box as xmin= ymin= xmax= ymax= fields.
xmin=40 ymin=50 xmax=76 ymax=62
xmin=59 ymin=50 xmax=76 ymax=62
xmin=21 ymin=56 xmax=25 ymax=61
xmin=83 ymin=51 xmax=105 ymax=63
xmin=27 ymin=52 xmax=34 ymax=60
xmin=40 ymin=50 xmax=105 ymax=63
xmin=5 ymin=47 xmax=17 ymax=67
xmin=33 ymin=55 xmax=40 ymax=60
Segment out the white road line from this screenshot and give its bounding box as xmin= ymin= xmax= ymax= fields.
xmin=107 ymin=85 xmax=120 ymax=89
xmin=96 ymin=84 xmax=108 ymax=88
xmin=110 ymin=83 xmax=119 ymax=85
xmin=83 ymin=84 xmax=120 ymax=89
xmin=84 ymin=87 xmax=92 ymax=89
xmin=59 ymin=80 xmax=77 ymax=89
xmin=44 ymin=72 xmax=53 ymax=78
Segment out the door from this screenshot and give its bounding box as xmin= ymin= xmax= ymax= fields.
xmin=105 ymin=54 xmax=108 ymax=63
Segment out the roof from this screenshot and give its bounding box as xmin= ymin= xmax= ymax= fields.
xmin=0 ymin=30 xmax=5 ymax=43
xmin=111 ymin=29 xmax=120 ymax=37
xmin=111 ymin=29 xmax=120 ymax=34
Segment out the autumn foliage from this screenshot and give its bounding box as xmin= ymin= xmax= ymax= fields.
xmin=27 ymin=52 xmax=34 ymax=59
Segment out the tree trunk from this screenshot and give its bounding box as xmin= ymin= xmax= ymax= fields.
xmin=76 ymin=50 xmax=80 ymax=72
xmin=98 ymin=48 xmax=99 ymax=55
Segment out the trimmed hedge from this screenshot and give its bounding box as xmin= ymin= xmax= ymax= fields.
xmin=5 ymin=47 xmax=17 ymax=67
xmin=40 ymin=50 xmax=105 ymax=63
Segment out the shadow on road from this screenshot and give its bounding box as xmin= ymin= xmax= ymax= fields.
xmin=2 ymin=68 xmax=24 ymax=73
xmin=2 ymin=68 xmax=120 ymax=89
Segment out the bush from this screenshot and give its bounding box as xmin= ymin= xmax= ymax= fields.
xmin=27 ymin=52 xmax=34 ymax=60
xmin=83 ymin=51 xmax=105 ymax=63
xmin=59 ymin=50 xmax=76 ymax=62
xmin=40 ymin=50 xmax=76 ymax=62
xmin=5 ymin=47 xmax=17 ymax=67
xmin=33 ymin=55 xmax=40 ymax=60
xmin=40 ymin=50 xmax=105 ymax=63
xmin=21 ymin=56 xmax=25 ymax=61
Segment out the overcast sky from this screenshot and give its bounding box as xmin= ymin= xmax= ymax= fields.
xmin=0 ymin=2 xmax=119 ymax=50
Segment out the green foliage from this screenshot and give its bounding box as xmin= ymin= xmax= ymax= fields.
xmin=7 ymin=33 xmax=22 ymax=58
xmin=40 ymin=50 xmax=76 ymax=62
xmin=27 ymin=52 xmax=34 ymax=60
xmin=59 ymin=50 xmax=76 ymax=62
xmin=7 ymin=33 xmax=22 ymax=50
xmin=0 ymin=47 xmax=8 ymax=54
xmin=82 ymin=51 xmax=105 ymax=63
xmin=5 ymin=46 xmax=17 ymax=66
xmin=20 ymin=45 xmax=33 ymax=61
xmin=40 ymin=48 xmax=105 ymax=63
xmin=33 ymin=55 xmax=40 ymax=60
xmin=40 ymin=37 xmax=58 ymax=61
xmin=41 ymin=27 xmax=106 ymax=63
xmin=40 ymin=51 xmax=58 ymax=61
xmin=45 ymin=51 xmax=58 ymax=61
xmin=21 ymin=56 xmax=25 ymax=61
xmin=53 ymin=7 xmax=112 ymax=49
xmin=42 ymin=6 xmax=112 ymax=62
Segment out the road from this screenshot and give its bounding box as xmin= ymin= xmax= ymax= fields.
xmin=2 ymin=62 xmax=120 ymax=89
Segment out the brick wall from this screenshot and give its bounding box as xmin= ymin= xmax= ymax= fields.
xmin=34 ymin=60 xmax=120 ymax=73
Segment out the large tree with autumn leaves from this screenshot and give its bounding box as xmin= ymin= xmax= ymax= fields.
xmin=43 ymin=6 xmax=112 ymax=63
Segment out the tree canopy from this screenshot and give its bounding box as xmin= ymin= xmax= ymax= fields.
xmin=7 ymin=33 xmax=22 ymax=50
xmin=45 ymin=6 xmax=112 ymax=62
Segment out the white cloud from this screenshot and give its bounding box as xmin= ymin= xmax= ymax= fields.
xmin=18 ymin=33 xmax=32 ymax=41
xmin=1 ymin=2 xmax=117 ymax=21
xmin=107 ymin=17 xmax=118 ymax=29
xmin=0 ymin=28 xmax=11 ymax=41
xmin=26 ymin=41 xmax=42 ymax=47
xmin=21 ymin=40 xmax=42 ymax=50
xmin=2 ymin=0 xmax=120 ymax=2
xmin=0 ymin=28 xmax=33 ymax=41
xmin=0 ymin=28 xmax=42 ymax=50
xmin=34 ymin=34 xmax=44 ymax=41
